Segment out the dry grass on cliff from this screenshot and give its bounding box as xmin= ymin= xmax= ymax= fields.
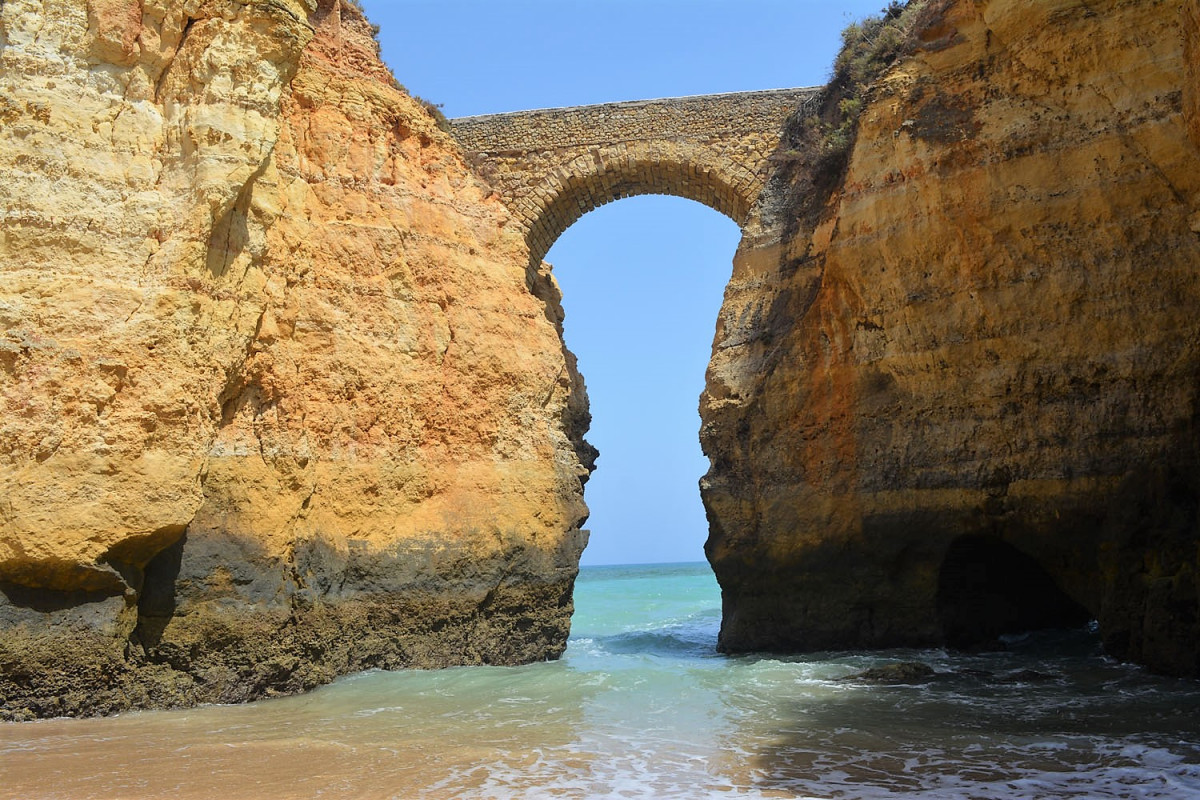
xmin=339 ymin=0 xmax=452 ymax=133
xmin=776 ymin=0 xmax=952 ymax=223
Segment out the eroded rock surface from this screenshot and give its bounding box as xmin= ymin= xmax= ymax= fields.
xmin=702 ymin=0 xmax=1200 ymax=676
xmin=0 ymin=0 xmax=591 ymax=718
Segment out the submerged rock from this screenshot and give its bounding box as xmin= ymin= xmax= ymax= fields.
xmin=841 ymin=662 xmax=939 ymax=684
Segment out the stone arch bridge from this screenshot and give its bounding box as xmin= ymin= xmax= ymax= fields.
xmin=449 ymin=87 xmax=820 ymax=266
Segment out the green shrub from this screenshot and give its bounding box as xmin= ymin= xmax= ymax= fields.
xmin=775 ymin=0 xmax=950 ymax=227
xmin=415 ymin=96 xmax=452 ymax=134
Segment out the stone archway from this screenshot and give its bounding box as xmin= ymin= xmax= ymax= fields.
xmin=449 ymin=87 xmax=818 ymax=265
xmin=519 ymin=144 xmax=759 ymax=266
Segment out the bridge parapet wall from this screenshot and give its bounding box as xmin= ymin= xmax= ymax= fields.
xmin=451 ymin=88 xmax=819 ymax=153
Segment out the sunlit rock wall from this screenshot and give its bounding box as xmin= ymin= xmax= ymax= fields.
xmin=0 ymin=0 xmax=591 ymax=718
xmin=702 ymin=0 xmax=1200 ymax=676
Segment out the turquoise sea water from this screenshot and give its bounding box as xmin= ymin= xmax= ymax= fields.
xmin=3 ymin=562 xmax=1200 ymax=799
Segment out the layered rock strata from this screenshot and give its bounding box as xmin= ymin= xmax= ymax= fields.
xmin=702 ymin=0 xmax=1200 ymax=676
xmin=0 ymin=0 xmax=592 ymax=719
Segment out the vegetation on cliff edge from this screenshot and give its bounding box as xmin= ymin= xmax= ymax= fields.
xmin=776 ymin=0 xmax=952 ymax=226
xmin=342 ymin=0 xmax=452 ymax=133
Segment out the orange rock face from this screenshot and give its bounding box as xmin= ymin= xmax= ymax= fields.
xmin=702 ymin=0 xmax=1200 ymax=675
xmin=0 ymin=0 xmax=591 ymax=718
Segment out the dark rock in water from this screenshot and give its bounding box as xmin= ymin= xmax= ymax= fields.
xmin=955 ymin=668 xmax=996 ymax=680
xmin=841 ymin=662 xmax=938 ymax=684
xmin=1002 ymin=669 xmax=1061 ymax=684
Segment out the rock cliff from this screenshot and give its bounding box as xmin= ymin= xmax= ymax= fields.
xmin=0 ymin=0 xmax=592 ymax=718
xmin=702 ymin=0 xmax=1200 ymax=676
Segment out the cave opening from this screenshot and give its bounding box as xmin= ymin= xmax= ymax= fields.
xmin=935 ymin=535 xmax=1092 ymax=650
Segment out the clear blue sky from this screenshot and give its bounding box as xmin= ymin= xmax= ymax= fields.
xmin=359 ymin=0 xmax=885 ymax=565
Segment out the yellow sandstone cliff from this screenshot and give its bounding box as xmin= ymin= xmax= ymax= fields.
xmin=0 ymin=0 xmax=592 ymax=718
xmin=702 ymin=0 xmax=1200 ymax=675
